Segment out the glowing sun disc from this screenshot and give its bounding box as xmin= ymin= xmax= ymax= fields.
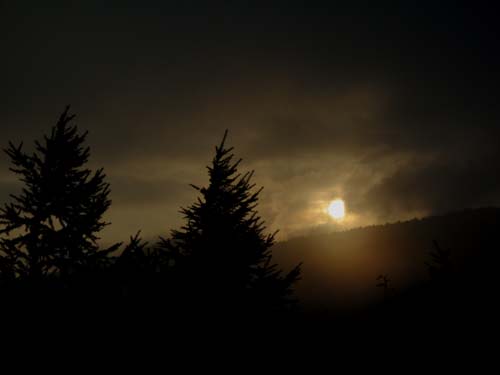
xmin=327 ymin=199 xmax=345 ymax=219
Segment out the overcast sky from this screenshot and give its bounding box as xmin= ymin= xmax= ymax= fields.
xmin=2 ymin=1 xmax=499 ymax=242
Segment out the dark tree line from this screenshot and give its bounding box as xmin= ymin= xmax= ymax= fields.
xmin=0 ymin=107 xmax=301 ymax=319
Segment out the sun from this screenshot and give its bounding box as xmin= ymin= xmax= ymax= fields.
xmin=327 ymin=199 xmax=345 ymax=220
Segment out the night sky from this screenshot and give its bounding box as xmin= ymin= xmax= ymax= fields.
xmin=2 ymin=1 xmax=500 ymax=243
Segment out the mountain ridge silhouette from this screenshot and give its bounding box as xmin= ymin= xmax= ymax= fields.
xmin=272 ymin=206 xmax=500 ymax=313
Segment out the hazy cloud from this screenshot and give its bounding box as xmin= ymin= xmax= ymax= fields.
xmin=1 ymin=2 xmax=499 ymax=242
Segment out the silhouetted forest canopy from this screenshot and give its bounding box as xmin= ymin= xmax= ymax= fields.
xmin=0 ymin=108 xmax=301 ymax=322
xmin=0 ymin=108 xmax=498 ymax=329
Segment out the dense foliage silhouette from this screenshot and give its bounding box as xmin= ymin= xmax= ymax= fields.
xmin=0 ymin=109 xmax=301 ymax=323
xmin=0 ymin=107 xmax=120 ymax=301
xmin=157 ymin=130 xmax=302 ymax=316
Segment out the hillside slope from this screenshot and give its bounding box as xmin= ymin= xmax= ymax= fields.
xmin=273 ymin=207 xmax=500 ymax=312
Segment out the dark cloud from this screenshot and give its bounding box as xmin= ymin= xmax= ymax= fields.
xmin=357 ymin=147 xmax=500 ymax=220
xmin=1 ymin=1 xmax=499 ymax=241
xmin=107 ymin=175 xmax=189 ymax=206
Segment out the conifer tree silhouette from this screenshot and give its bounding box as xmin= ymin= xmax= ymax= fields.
xmin=376 ymin=274 xmax=394 ymax=301
xmin=159 ymin=130 xmax=301 ymax=315
xmin=425 ymin=240 xmax=452 ymax=282
xmin=114 ymin=231 xmax=166 ymax=302
xmin=116 ymin=232 xmax=150 ymax=296
xmin=0 ymin=106 xmax=120 ymax=286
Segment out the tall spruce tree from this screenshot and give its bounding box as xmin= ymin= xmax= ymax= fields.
xmin=0 ymin=107 xmax=120 ymax=284
xmin=160 ymin=131 xmax=301 ymax=314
